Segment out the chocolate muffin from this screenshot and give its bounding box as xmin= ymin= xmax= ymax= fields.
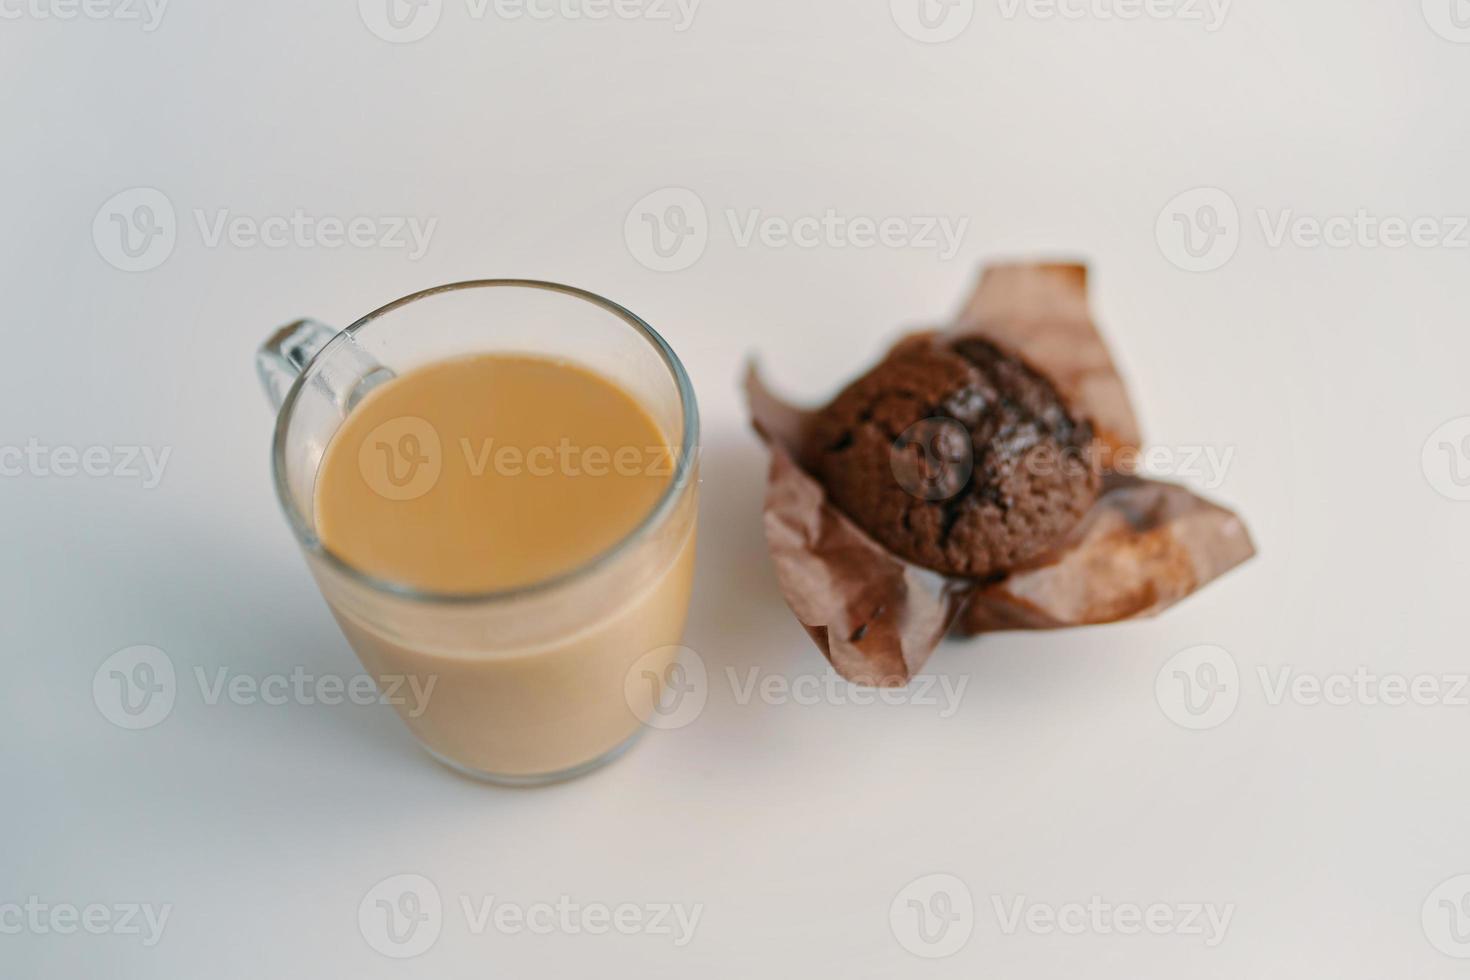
xmin=805 ymin=334 xmax=1100 ymax=578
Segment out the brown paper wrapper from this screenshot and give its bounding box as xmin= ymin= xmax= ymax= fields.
xmin=747 ymin=262 xmax=1255 ymax=685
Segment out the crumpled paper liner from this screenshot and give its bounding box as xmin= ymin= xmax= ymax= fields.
xmin=747 ymin=263 xmax=1255 ymax=686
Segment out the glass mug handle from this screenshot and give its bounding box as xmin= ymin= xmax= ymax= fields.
xmin=255 ymin=319 xmax=393 ymax=412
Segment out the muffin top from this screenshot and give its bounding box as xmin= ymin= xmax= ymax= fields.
xmin=804 ymin=334 xmax=1100 ymax=578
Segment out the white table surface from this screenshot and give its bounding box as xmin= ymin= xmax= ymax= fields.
xmin=5 ymin=1 xmax=1470 ymax=976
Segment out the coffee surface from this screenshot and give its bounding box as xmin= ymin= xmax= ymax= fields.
xmin=315 ymin=354 xmax=673 ymax=593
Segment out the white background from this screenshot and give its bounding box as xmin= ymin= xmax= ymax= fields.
xmin=4 ymin=0 xmax=1470 ymax=976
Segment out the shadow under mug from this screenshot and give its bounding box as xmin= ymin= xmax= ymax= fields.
xmin=256 ymin=280 xmax=700 ymax=786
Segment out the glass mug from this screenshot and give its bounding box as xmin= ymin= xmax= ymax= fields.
xmin=256 ymin=281 xmax=699 ymax=786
